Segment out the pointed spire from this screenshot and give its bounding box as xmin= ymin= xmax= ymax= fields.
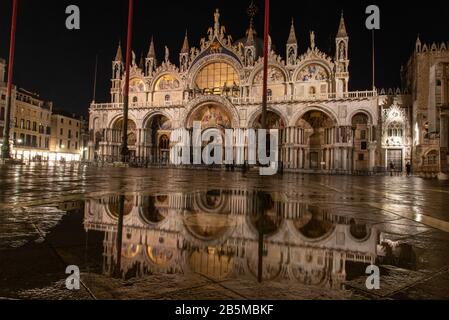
xmin=115 ymin=41 xmax=123 ymax=61
xmin=287 ymin=18 xmax=297 ymax=44
xmin=246 ymin=23 xmax=255 ymax=46
xmin=147 ymin=37 xmax=156 ymax=58
xmin=181 ymin=31 xmax=190 ymax=53
xmin=139 ymin=53 xmax=144 ymax=69
xmin=337 ymin=11 xmax=348 ymax=38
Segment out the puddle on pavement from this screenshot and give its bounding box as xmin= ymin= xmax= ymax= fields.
xmin=0 ymin=189 xmax=436 ymax=299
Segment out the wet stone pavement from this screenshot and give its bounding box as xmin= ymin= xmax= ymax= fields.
xmin=1 ymin=164 xmax=449 ymax=300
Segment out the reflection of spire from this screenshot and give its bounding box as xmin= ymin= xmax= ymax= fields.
xmin=147 ymin=37 xmax=156 ymax=58
xmin=287 ymin=18 xmax=297 ymax=44
xmin=337 ymin=11 xmax=348 ymax=38
xmin=181 ymin=30 xmax=189 ymax=53
xmin=115 ymin=41 xmax=123 ymax=62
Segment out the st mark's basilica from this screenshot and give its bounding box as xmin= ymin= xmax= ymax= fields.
xmin=88 ymin=8 xmax=449 ymax=178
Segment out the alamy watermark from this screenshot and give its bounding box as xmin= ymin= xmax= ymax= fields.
xmin=66 ymin=5 xmax=80 ymax=30
xmin=169 ymin=121 xmax=279 ymax=176
xmin=365 ymin=265 xmax=381 ymax=290
xmin=65 ymin=265 xmax=80 ymax=290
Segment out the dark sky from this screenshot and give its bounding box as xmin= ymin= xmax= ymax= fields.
xmin=1 ymin=0 xmax=449 ymax=116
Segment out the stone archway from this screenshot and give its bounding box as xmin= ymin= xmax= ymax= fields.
xmin=296 ymin=110 xmax=335 ymax=170
xmin=144 ymin=114 xmax=172 ymax=163
xmin=109 ymin=117 xmax=138 ymax=160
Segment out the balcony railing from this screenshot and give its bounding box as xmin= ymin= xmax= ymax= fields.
xmin=90 ymin=90 xmax=377 ymax=111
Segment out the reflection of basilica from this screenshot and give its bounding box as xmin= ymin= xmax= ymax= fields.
xmin=84 ymin=190 xmax=382 ymax=288
xmin=88 ymin=6 xmax=449 ymax=177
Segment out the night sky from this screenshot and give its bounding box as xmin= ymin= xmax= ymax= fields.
xmin=1 ymin=0 xmax=449 ymax=116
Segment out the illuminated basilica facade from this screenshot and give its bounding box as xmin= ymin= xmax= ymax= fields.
xmin=88 ymin=8 xmax=449 ymax=177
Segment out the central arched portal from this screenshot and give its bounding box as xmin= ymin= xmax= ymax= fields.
xmin=144 ymin=114 xmax=172 ymax=163
xmin=296 ymin=110 xmax=334 ymax=170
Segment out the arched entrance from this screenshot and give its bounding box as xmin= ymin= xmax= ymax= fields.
xmin=186 ymin=103 xmax=233 ymax=165
xmin=144 ymin=114 xmax=172 ymax=163
xmin=296 ymin=110 xmax=334 ymax=170
xmin=110 ymin=118 xmax=137 ymax=160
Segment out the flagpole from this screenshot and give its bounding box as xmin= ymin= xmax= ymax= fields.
xmin=120 ymin=0 xmax=134 ymax=163
xmin=1 ymin=0 xmax=18 ymax=160
xmin=92 ymin=54 xmax=98 ymax=103
xmin=372 ymin=29 xmax=375 ymax=91
xmin=261 ymin=0 xmax=270 ymax=130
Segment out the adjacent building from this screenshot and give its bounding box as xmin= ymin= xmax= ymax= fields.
xmin=1 ymin=58 xmax=86 ymax=162
xmin=50 ymin=111 xmax=84 ymax=161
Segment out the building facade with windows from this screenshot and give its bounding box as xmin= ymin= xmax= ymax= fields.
xmin=1 ymin=58 xmax=86 ymax=162
xmin=50 ymin=112 xmax=83 ymax=161
xmin=87 ymin=8 xmax=447 ymax=177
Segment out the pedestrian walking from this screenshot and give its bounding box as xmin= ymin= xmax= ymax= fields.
xmin=406 ymin=162 xmax=412 ymax=176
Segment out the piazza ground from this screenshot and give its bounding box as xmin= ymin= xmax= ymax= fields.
xmin=1 ymin=164 xmax=449 ymax=300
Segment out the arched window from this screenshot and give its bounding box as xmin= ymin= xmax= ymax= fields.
xmin=388 ymin=121 xmax=404 ymax=137
xmin=424 ymin=150 xmax=438 ymax=166
xmin=159 ymin=135 xmax=170 ymax=150
xmin=267 ymin=89 xmax=273 ymax=97
xmin=132 ymin=96 xmax=138 ymax=103
xmin=165 ymin=95 xmax=171 ymax=103
xmin=195 ymin=62 xmax=239 ymax=94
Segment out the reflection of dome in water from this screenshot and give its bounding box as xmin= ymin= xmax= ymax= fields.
xmin=140 ymin=196 xmax=166 ymax=225
xmin=189 ymin=248 xmax=234 ymax=280
xmin=147 ymin=246 xmax=174 ymax=266
xmin=184 ymin=213 xmax=234 ymax=241
xmin=108 ymin=196 xmax=134 ymax=217
xmin=294 ymin=206 xmax=334 ymax=239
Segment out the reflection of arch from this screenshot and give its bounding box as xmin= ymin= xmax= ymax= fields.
xmin=188 ymin=249 xmax=234 ymax=280
xmin=139 ymin=196 xmax=167 ymax=225
xmin=348 ymin=219 xmax=371 ymax=242
xmin=195 ymin=190 xmax=228 ymax=213
xmin=293 ymin=206 xmax=335 ymax=241
xmin=146 ymin=246 xmax=174 ymax=267
xmin=106 ymin=196 xmax=134 ymax=219
xmin=183 ymin=212 xmax=235 ymax=242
